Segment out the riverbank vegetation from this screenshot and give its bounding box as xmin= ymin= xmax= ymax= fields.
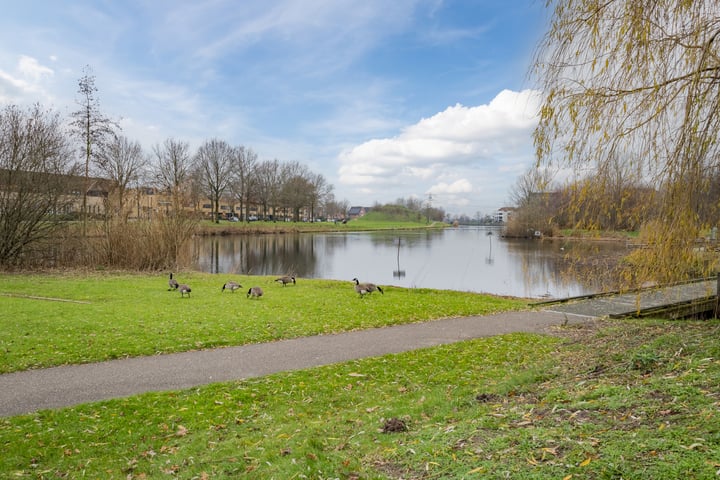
xmin=0 ymin=97 xmax=449 ymax=271
xmin=1 ymin=311 xmax=718 ymax=478
xmin=0 ymin=273 xmax=523 ymax=374
xmin=523 ymin=1 xmax=720 ymax=290
xmin=196 ymin=203 xmax=448 ymax=235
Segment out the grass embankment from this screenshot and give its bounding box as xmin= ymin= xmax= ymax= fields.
xmin=0 ymin=272 xmax=523 ymax=374
xmin=1 ymin=312 xmax=719 ymax=478
xmin=556 ymin=229 xmax=639 ymax=241
xmin=197 ymin=211 xmax=445 ymax=235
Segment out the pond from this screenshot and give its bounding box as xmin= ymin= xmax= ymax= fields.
xmin=189 ymin=226 xmax=629 ymax=298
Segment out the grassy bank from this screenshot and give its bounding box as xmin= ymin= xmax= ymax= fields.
xmin=196 ymin=212 xmax=446 ymax=235
xmin=1 ymin=318 xmax=719 ymax=478
xmin=0 ymin=272 xmax=525 ymax=374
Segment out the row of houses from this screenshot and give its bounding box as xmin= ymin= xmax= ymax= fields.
xmin=4 ymin=169 xmax=515 ymax=223
xmin=76 ymin=185 xmax=327 ymax=222
xmin=18 ymin=172 xmax=348 ymax=222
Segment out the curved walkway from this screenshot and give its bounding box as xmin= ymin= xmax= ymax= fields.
xmin=0 ymin=310 xmax=592 ymax=417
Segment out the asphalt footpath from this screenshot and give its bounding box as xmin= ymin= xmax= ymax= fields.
xmin=0 ymin=310 xmax=592 ymax=417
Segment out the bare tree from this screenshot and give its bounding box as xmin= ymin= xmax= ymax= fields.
xmin=533 ymin=0 xmax=720 ymax=284
xmin=69 ymin=65 xmax=119 ymax=235
xmin=506 ymin=166 xmax=561 ymax=237
xmin=323 ymin=194 xmax=349 ymax=221
xmin=195 ymin=138 xmax=234 ymax=222
xmin=96 ymin=135 xmax=145 ymax=221
xmin=279 ymin=161 xmax=312 ymax=221
xmin=230 ymin=146 xmax=258 ymax=221
xmin=308 ymin=172 xmax=332 ymax=222
xmin=0 ymin=104 xmax=77 ymax=266
xmin=280 ymin=162 xmax=312 ymax=222
xmin=254 ymin=159 xmax=280 ymax=220
xmin=510 ymin=166 xmax=555 ymax=209
xmin=153 ymin=138 xmax=192 ymax=215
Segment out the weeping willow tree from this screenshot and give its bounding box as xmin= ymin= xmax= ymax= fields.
xmin=533 ymin=0 xmax=720 ymax=286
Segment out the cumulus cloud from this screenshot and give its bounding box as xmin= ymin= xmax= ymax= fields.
xmin=428 ymin=179 xmax=473 ymax=195
xmin=17 ymin=55 xmax=54 ymax=81
xmin=0 ymin=55 xmax=55 ymax=104
xmin=337 ymin=89 xmax=541 ymax=213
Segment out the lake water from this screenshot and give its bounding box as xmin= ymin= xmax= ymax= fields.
xmin=190 ymin=227 xmax=628 ymax=298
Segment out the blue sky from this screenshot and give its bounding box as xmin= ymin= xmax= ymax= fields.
xmin=0 ymin=1 xmax=549 ymax=215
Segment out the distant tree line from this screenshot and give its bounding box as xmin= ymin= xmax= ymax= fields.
xmin=0 ymin=68 xmax=345 ymax=268
xmin=507 ymin=161 xmax=720 ymax=239
xmin=370 ymin=197 xmax=446 ymax=223
xmin=151 ymin=137 xmax=337 ymax=223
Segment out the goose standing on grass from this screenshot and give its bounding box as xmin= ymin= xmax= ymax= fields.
xmin=275 ymin=275 xmax=296 ymax=286
xmin=352 ymin=278 xmax=383 ymax=297
xmin=168 ymin=273 xmax=179 ymax=291
xmin=178 ymin=284 xmax=191 ymax=297
xmin=247 ymin=286 xmax=263 ymax=299
xmin=221 ymin=281 xmax=242 ymax=292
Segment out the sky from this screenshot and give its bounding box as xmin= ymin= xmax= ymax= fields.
xmin=0 ymin=0 xmax=549 ymax=216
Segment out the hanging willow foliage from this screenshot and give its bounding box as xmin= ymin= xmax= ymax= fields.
xmin=533 ymin=0 xmax=720 ymax=286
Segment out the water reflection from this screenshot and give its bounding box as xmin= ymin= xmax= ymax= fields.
xmin=189 ymin=227 xmax=628 ymax=298
xmin=393 ymin=237 xmax=406 ymax=279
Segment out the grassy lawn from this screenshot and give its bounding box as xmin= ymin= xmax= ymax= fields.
xmin=1 ymin=318 xmax=719 ymax=478
xmin=0 ymin=272 xmax=526 ymax=374
xmin=196 ymin=216 xmax=446 ymax=234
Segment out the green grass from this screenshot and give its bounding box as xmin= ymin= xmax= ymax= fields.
xmin=352 ymin=210 xmax=440 ymax=228
xmin=196 ymin=216 xmax=446 ymax=234
xmin=558 ymin=228 xmax=639 ymax=239
xmin=1 ymin=319 xmax=719 ymax=478
xmin=0 ymin=272 xmax=526 ymax=374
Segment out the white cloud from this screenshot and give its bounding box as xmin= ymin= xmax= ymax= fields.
xmin=428 ymin=178 xmax=473 ymax=195
xmin=0 ymin=55 xmax=55 ymax=104
xmin=17 ymin=55 xmax=54 ymax=81
xmin=337 ymin=89 xmax=541 ymax=213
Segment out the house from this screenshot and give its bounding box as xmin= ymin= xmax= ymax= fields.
xmin=347 ymin=206 xmax=368 ymax=219
xmin=493 ymin=207 xmax=515 ymax=223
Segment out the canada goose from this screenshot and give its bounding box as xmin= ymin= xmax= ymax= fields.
xmin=247 ymin=286 xmax=263 ymax=299
xmin=352 ymin=278 xmax=383 ymax=297
xmin=178 ymin=284 xmax=191 ymax=297
xmin=275 ymin=275 xmax=296 ymax=286
xmin=168 ymin=273 xmax=179 ymax=291
xmin=221 ymin=281 xmax=242 ymax=292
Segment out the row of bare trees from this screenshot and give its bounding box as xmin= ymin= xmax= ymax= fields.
xmin=0 ymin=68 xmax=340 ymax=268
xmin=508 ymin=162 xmax=658 ymax=237
xmin=101 ymin=135 xmax=335 ymax=223
xmin=66 ymin=67 xmax=339 ymax=229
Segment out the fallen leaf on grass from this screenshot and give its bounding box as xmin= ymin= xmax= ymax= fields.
xmin=681 ymin=442 xmax=704 ymax=450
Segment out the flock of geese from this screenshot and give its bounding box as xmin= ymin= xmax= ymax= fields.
xmin=167 ymin=273 xmax=383 ymax=298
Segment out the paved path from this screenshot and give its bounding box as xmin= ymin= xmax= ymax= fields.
xmin=543 ymin=279 xmax=717 ymax=318
xmin=0 ymin=310 xmax=591 ymax=417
